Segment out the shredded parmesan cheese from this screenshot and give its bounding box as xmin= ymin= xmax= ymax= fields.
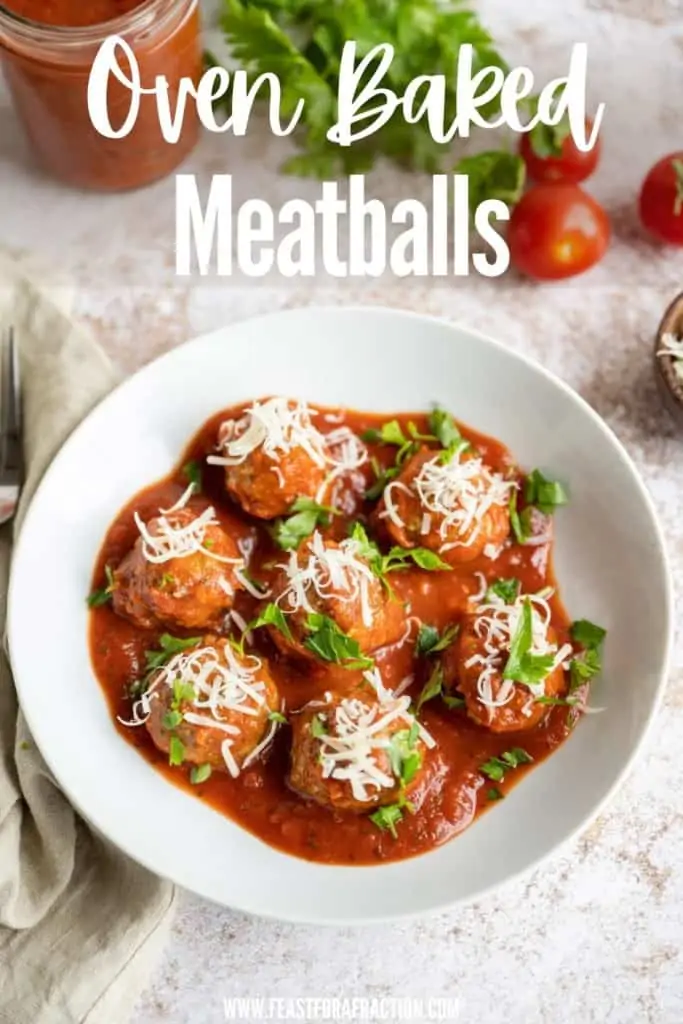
xmin=207 ymin=397 xmax=368 ymax=502
xmin=275 ymin=530 xmax=378 ymax=628
xmin=119 ymin=643 xmax=275 ymax=776
xmin=313 ymin=687 xmax=435 ymax=803
xmin=134 ymin=485 xmax=241 ymax=567
xmin=468 ymin=591 xmax=573 ymax=710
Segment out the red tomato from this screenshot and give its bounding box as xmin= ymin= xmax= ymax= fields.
xmin=639 ymin=152 xmax=683 ymax=245
xmin=520 ymin=119 xmax=600 ymax=184
xmin=508 ymin=183 xmax=610 ymax=281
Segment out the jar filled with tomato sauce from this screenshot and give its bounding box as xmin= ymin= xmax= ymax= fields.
xmin=0 ymin=0 xmax=202 ymax=190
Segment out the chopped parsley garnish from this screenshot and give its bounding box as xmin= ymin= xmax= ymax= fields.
xmin=509 ymin=489 xmax=531 ymax=544
xmin=162 ymin=709 xmax=183 ymax=730
xmin=568 ymin=618 xmax=606 ymax=693
xmin=368 ymin=803 xmax=405 ymax=838
xmin=535 ymin=696 xmax=579 ymax=707
xmin=272 ymin=497 xmax=337 ymax=551
xmin=485 ymin=577 xmax=521 ymax=605
xmin=350 ymin=522 xmax=450 ymax=579
xmin=388 ymin=724 xmax=422 ymax=786
xmin=183 ymin=459 xmax=203 ymax=493
xmin=365 ymin=458 xmax=401 ymax=501
xmin=160 ymin=573 xmax=175 ymax=589
xmin=172 ymin=679 xmax=196 ymax=708
xmin=310 ymin=714 xmax=328 ymax=738
xmin=247 ymin=603 xmax=294 ymax=643
xmin=502 ymin=598 xmax=556 ymax=685
xmin=362 ymin=421 xmax=429 ymax=499
xmin=524 ymin=469 xmax=569 ymax=515
xmin=487 ymin=787 xmax=504 ymax=801
xmin=442 ymin=693 xmax=466 ymax=710
xmin=190 ymin=763 xmax=212 ymax=785
xmin=168 ymin=736 xmax=185 ymax=767
xmin=268 ymin=710 xmax=288 ymax=724
xmin=87 ymin=564 xmax=116 ymax=607
xmin=303 ymin=613 xmax=374 ymax=670
xmin=415 ymin=622 xmax=459 ymax=657
xmin=480 ymin=748 xmax=533 ymax=783
xmin=416 ymin=662 xmax=444 ymax=712
xmin=144 ymin=634 xmax=202 ymax=673
xmin=428 ymin=406 xmax=468 ymax=453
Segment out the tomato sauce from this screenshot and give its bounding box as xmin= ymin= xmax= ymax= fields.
xmin=0 ymin=0 xmax=201 ymax=190
xmin=89 ymin=405 xmax=575 ymax=866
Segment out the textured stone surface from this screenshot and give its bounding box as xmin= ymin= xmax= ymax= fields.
xmin=1 ymin=0 xmax=683 ymax=1021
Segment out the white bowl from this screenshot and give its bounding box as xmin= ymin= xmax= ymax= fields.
xmin=7 ymin=306 xmax=672 ymax=923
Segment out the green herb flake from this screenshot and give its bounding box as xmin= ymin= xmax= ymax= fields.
xmin=416 ymin=662 xmax=443 ymax=711
xmin=310 ymin=714 xmax=328 ymax=738
xmin=190 ymin=763 xmax=212 ymax=785
xmin=368 ymin=803 xmax=404 ymax=839
xmin=442 ymin=693 xmax=466 ymax=710
xmin=248 ymin=603 xmax=294 ymax=642
xmin=509 ymin=489 xmax=528 ymax=545
xmin=487 ymin=787 xmax=504 ymax=801
xmin=273 ymin=497 xmax=336 ymax=551
xmin=485 ymin=578 xmax=521 ymax=605
xmin=303 ymin=613 xmax=373 ymax=670
xmin=388 ymin=727 xmax=422 ymax=786
xmin=168 ymin=736 xmax=185 ymax=767
xmin=87 ymin=564 xmax=116 ymax=608
xmin=524 ymin=469 xmax=569 ymax=515
xmin=502 ymin=598 xmax=556 ymax=685
xmin=162 ymin=710 xmax=183 ymax=730
xmin=570 ymin=619 xmax=607 ymax=649
xmin=145 ymin=634 xmax=202 ymax=673
xmin=428 ymin=406 xmax=465 ymax=450
xmin=416 ymin=622 xmax=460 ymax=657
xmin=480 ymin=748 xmax=532 ymax=782
xmin=268 ymin=710 xmax=288 ymax=724
xmin=182 ymin=460 xmax=203 ymax=493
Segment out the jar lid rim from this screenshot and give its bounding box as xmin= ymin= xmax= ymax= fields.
xmin=0 ymin=0 xmax=187 ymax=42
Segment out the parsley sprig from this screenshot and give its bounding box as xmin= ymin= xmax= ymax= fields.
xmin=502 ymin=598 xmax=556 ymax=686
xmin=350 ymin=522 xmax=450 ymax=580
xmin=568 ymin=618 xmax=606 ymax=693
xmin=480 ymin=747 xmax=533 ymax=783
xmin=510 ymin=470 xmax=569 ymax=544
xmin=87 ymin=565 xmax=116 ymax=608
xmin=272 ymin=497 xmax=337 ymax=551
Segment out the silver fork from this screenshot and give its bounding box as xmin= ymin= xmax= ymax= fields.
xmin=0 ymin=327 xmax=22 ymax=525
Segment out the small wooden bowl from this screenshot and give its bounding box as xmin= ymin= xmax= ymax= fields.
xmin=654 ymin=292 xmax=683 ymax=424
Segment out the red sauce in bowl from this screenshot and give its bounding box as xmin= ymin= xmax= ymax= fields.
xmin=0 ymin=0 xmax=201 ymax=190
xmin=89 ymin=404 xmax=581 ymax=867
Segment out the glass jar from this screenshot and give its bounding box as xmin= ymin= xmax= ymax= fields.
xmin=0 ymin=0 xmax=202 ymax=191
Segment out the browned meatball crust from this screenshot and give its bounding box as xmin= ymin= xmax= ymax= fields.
xmin=442 ymin=601 xmax=567 ymax=733
xmin=378 ymin=448 xmax=512 ymax=565
xmin=144 ymin=637 xmax=280 ymax=774
xmin=268 ymin=532 xmax=406 ymax=660
xmin=113 ymin=506 xmax=243 ymax=631
xmin=289 ymin=688 xmax=431 ymax=813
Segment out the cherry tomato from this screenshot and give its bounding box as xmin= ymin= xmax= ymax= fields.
xmin=639 ymin=152 xmax=683 ymax=245
xmin=508 ymin=183 xmax=610 ymax=281
xmin=520 ymin=119 xmax=600 ymax=184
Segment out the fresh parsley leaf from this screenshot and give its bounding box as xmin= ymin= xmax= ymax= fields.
xmin=388 ymin=727 xmax=422 ymax=786
xmin=87 ymin=564 xmax=115 ymax=607
xmin=487 ymin=787 xmax=504 ymax=801
xmin=368 ymin=803 xmax=404 ymax=839
xmin=416 ymin=623 xmax=459 ymax=657
xmin=361 ymin=420 xmax=409 ymax=447
xmin=365 ymin=459 xmax=400 ymax=501
xmin=508 ymin=489 xmax=528 ymax=545
xmin=182 ymin=460 xmax=203 ymax=493
xmin=535 ymin=696 xmax=579 ymax=707
xmin=454 ymin=150 xmax=526 ymax=214
xmin=524 ymin=470 xmax=569 ymax=515
xmin=168 ymin=736 xmax=185 ymax=767
xmin=162 ymin=710 xmax=183 ymax=730
xmin=248 ymin=603 xmax=294 ymax=642
xmin=480 ymin=747 xmax=532 ymax=782
xmin=145 ymin=634 xmax=202 ymax=672
xmin=428 ymin=406 xmax=464 ymax=450
xmin=303 ymin=613 xmax=374 ymax=670
xmin=272 ymin=497 xmax=336 ymax=551
xmin=172 ymin=679 xmax=196 ymax=708
xmin=485 ymin=578 xmax=521 ymax=604
xmin=190 ymin=763 xmax=212 ymax=785
xmin=570 ymin=619 xmax=607 ymax=649
xmin=442 ymin=693 xmax=466 ymax=710
xmin=268 ymin=710 xmax=288 ymax=724
xmin=310 ymin=713 xmax=328 ymax=738
xmin=502 ymin=599 xmax=556 ymax=685
xmin=416 ymin=662 xmax=443 ymax=711
xmin=384 ymin=547 xmax=451 ymax=572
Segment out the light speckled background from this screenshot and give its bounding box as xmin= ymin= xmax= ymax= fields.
xmin=2 ymin=0 xmax=683 ymax=1021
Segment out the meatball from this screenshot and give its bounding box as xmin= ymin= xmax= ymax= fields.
xmin=112 ymin=504 xmax=243 ymax=631
xmin=442 ymin=596 xmax=568 ymax=732
xmin=209 ymin=398 xmax=328 ymax=519
xmin=268 ymin=531 xmax=406 ymax=660
xmin=378 ymin=447 xmax=512 ymax=564
xmin=289 ymin=687 xmax=432 ymax=813
xmin=144 ymin=637 xmax=280 ymax=774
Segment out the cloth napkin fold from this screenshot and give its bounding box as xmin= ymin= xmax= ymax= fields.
xmin=0 ymin=253 xmax=176 ymax=1024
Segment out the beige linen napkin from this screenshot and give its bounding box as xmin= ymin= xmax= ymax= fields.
xmin=0 ymin=253 xmax=176 ymax=1024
